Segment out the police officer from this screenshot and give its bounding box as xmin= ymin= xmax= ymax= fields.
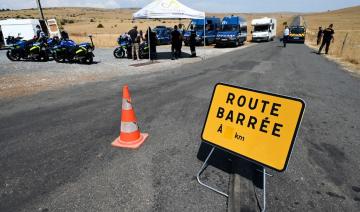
xmin=318 ymin=24 xmax=334 ymax=54
xmin=128 ymin=26 xmax=141 ymax=60
xmin=60 ymin=30 xmax=69 ymax=40
xmin=145 ymin=27 xmax=158 ymax=60
xmin=171 ymin=25 xmax=181 ymax=60
xmin=35 ymin=25 xmax=42 ymax=39
xmin=189 ymin=25 xmax=197 ymax=57
xmin=283 ymin=25 xmax=290 ymax=48
xmin=316 ymin=26 xmax=323 ymax=45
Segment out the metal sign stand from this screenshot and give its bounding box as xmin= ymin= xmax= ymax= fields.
xmin=262 ymin=167 xmax=267 ymax=212
xmin=197 ymin=146 xmax=273 ymax=211
xmin=196 ymin=146 xmax=228 ymax=197
xmin=256 ymin=167 xmax=272 ymax=212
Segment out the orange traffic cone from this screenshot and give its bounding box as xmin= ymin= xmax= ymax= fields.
xmin=112 ymin=85 xmax=148 ymax=149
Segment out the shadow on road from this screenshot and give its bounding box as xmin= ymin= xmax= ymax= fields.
xmin=155 ymin=51 xmax=191 ymax=60
xmin=196 ymin=142 xmax=263 ymax=189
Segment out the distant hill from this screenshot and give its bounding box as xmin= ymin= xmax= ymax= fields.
xmin=314 ymin=5 xmax=360 ymax=15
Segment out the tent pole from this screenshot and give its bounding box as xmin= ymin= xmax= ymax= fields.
xmin=203 ymin=16 xmax=206 ymax=60
xmin=148 ymin=26 xmax=151 ymax=61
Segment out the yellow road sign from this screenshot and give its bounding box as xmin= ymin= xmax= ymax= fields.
xmin=202 ymin=83 xmax=305 ymax=172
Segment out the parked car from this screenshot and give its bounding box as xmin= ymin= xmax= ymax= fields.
xmin=288 ymin=26 xmax=306 ymax=43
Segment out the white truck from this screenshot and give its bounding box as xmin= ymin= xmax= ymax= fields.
xmin=0 ymin=18 xmax=61 ymax=46
xmin=251 ymin=17 xmax=277 ymax=42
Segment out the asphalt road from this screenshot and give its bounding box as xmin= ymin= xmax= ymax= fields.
xmin=291 ymin=16 xmax=301 ymax=26
xmin=1 ymin=40 xmax=360 ymax=211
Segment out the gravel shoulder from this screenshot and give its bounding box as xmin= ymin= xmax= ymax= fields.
xmin=0 ymin=44 xmax=254 ymax=99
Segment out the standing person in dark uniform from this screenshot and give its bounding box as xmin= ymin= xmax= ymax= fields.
xmin=60 ymin=30 xmax=69 ymax=40
xmin=171 ymin=25 xmax=181 ymax=60
xmin=145 ymin=27 xmax=158 ymax=60
xmin=318 ymin=24 xmax=335 ymax=55
xmin=189 ymin=25 xmax=197 ymax=57
xmin=35 ymin=25 xmax=43 ymax=39
xmin=316 ymin=27 xmax=323 ymax=45
xmin=128 ymin=26 xmax=141 ymax=60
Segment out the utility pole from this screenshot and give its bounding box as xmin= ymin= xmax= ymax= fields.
xmin=36 ymin=0 xmax=45 ymax=20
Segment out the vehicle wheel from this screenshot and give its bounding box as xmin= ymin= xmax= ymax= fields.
xmin=42 ymin=54 xmax=49 ymax=62
xmin=38 ymin=51 xmax=49 ymax=62
xmin=83 ymin=55 xmax=93 ymax=64
xmin=235 ymin=40 xmax=239 ymax=47
xmin=53 ymin=53 xmax=64 ymax=63
xmin=113 ymin=47 xmax=125 ymax=58
xmin=139 ymin=49 xmax=145 ymax=59
xmin=6 ymin=50 xmax=20 ymax=61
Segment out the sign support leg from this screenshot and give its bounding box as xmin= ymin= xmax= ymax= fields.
xmin=196 ymin=146 xmax=228 ymax=197
xmin=262 ymin=167 xmax=267 ymax=212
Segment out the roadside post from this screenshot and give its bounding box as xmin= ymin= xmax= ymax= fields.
xmin=197 ymin=83 xmax=305 ymax=211
xmin=203 ymin=16 xmax=206 ymax=60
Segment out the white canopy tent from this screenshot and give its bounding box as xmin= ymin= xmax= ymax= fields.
xmin=133 ymin=0 xmax=206 ymax=60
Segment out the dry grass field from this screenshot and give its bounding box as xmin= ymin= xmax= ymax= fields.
xmin=0 ymin=7 xmax=294 ymax=47
xmin=0 ymin=8 xmax=182 ymax=46
xmin=303 ymin=6 xmax=360 ymax=72
xmin=1 ymin=6 xmax=358 ymax=72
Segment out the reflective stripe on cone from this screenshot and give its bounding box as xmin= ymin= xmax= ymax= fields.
xmin=122 ymin=99 xmax=133 ymax=110
xmin=121 ymin=122 xmax=139 ymax=133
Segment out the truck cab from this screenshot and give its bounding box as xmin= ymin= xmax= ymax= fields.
xmin=215 ymin=15 xmax=247 ymax=47
xmin=183 ymin=17 xmax=221 ymax=46
xmin=288 ymin=26 xmax=306 ymax=43
xmin=251 ymin=17 xmax=277 ymax=42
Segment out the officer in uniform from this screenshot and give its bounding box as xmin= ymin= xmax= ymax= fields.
xmin=318 ymin=24 xmax=334 ymax=55
xmin=171 ymin=25 xmax=181 ymax=60
xmin=283 ymin=25 xmax=290 ymax=48
xmin=35 ymin=25 xmax=42 ymax=39
xmin=128 ymin=26 xmax=141 ymax=60
xmin=316 ymin=27 xmax=323 ymax=45
xmin=189 ymin=25 xmax=197 ymax=57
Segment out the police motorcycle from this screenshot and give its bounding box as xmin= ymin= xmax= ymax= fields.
xmin=139 ymin=29 xmax=158 ymax=60
xmin=5 ymin=35 xmax=23 ymax=46
xmin=6 ymin=39 xmax=32 ymax=61
xmin=139 ymin=41 xmax=150 ymax=59
xmin=52 ymin=35 xmax=95 ymax=64
xmin=113 ymin=35 xmax=132 ymax=59
xmin=27 ymin=36 xmax=59 ymax=62
xmin=6 ymin=33 xmax=50 ymax=61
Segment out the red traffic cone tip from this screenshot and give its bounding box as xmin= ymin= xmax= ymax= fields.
xmin=123 ymin=85 xmax=131 ymax=101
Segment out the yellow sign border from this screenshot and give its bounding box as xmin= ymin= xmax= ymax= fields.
xmin=201 ymin=83 xmax=306 ymax=172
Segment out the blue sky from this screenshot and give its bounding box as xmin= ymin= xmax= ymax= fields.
xmin=0 ymin=0 xmax=359 ymax=13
